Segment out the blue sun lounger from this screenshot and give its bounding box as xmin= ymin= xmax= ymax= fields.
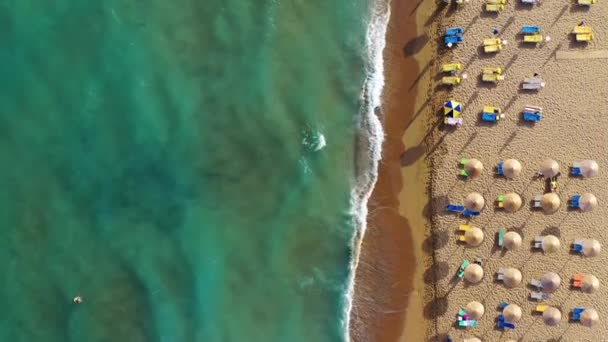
xmin=523 ymin=112 xmax=542 ymax=122
xmin=463 ymin=209 xmax=480 ymax=217
xmin=570 ymin=194 xmax=581 ymax=208
xmin=571 ymin=166 xmax=582 ymax=176
xmin=497 ymin=314 xmax=516 ymax=329
xmin=572 ymin=240 xmax=584 ymax=253
xmin=446 ymin=27 xmax=464 ymax=36
xmin=447 ymin=204 xmax=465 ymax=212
xmin=481 ymin=113 xmax=500 ymax=121
xmin=572 ymin=308 xmax=585 ymax=321
xmin=444 ymin=35 xmax=463 ymax=45
xmin=497 ymin=161 xmax=504 ymax=175
xmin=522 ymin=25 xmax=540 ymax=34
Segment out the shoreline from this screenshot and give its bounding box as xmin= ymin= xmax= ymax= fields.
xmin=349 ymin=0 xmax=438 ymax=341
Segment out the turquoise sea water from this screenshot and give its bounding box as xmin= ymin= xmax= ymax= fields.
xmin=0 ymin=1 xmax=373 ymax=341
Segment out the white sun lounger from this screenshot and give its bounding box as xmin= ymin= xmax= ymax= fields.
xmin=534 ymin=236 xmax=543 ymax=248
xmin=530 ymin=279 xmax=543 ymax=288
xmin=533 ymin=195 xmax=542 ymax=208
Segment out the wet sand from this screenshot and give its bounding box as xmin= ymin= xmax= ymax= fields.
xmin=349 ymin=0 xmax=439 ymax=341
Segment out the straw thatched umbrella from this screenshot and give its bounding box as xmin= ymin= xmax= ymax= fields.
xmin=543 ymin=307 xmax=561 ymax=326
xmin=580 ymin=160 xmax=599 ymax=178
xmin=541 ymin=193 xmax=561 ymax=214
xmin=503 ymin=304 xmax=522 ymax=323
xmin=503 ymin=193 xmax=522 ymax=212
xmin=466 ymin=301 xmax=485 ymax=320
xmin=541 ymin=272 xmax=561 ymax=292
xmin=581 ymin=308 xmax=599 ymax=327
xmin=540 ymin=159 xmax=559 ymax=178
xmin=465 ymin=227 xmax=484 ymax=247
xmin=582 ymin=274 xmax=600 ymax=294
xmin=583 ymin=239 xmax=601 ymax=257
xmin=464 ymin=263 xmax=484 ymax=284
xmin=503 ymin=232 xmax=522 ymax=251
xmin=504 ymin=268 xmax=522 ymax=288
xmin=465 ymin=192 xmax=485 ymax=211
xmin=503 ymin=159 xmax=522 ymax=179
xmin=542 ymin=235 xmax=560 ymax=253
xmin=580 ymin=193 xmax=598 ymax=212
xmin=465 ymin=159 xmax=483 ymax=178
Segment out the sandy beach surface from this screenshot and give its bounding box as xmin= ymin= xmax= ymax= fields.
xmin=424 ymin=0 xmax=608 ymax=341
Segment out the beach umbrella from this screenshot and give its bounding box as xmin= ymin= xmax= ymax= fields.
xmin=541 ymin=272 xmax=561 ymax=292
xmin=583 ymin=239 xmax=601 ymax=257
xmin=503 ymin=232 xmax=522 ymax=251
xmin=580 ymin=193 xmax=597 ymax=212
xmin=465 ymin=192 xmax=485 ymax=211
xmin=464 ymin=264 xmax=484 ymax=284
xmin=463 ymin=338 xmax=481 ymax=342
xmin=503 ymin=304 xmax=522 ymax=323
xmin=464 ymin=160 xmax=484 ymax=178
xmin=503 ymin=159 xmax=522 ymax=179
xmin=503 ymin=268 xmax=522 ymax=288
xmin=541 ymin=193 xmax=561 ymax=214
xmin=581 ymin=308 xmax=599 ymax=327
xmin=503 ymin=193 xmax=522 ymax=212
xmin=540 ymin=159 xmax=560 ymax=178
xmin=466 ymin=301 xmax=485 ymax=319
xmin=543 ymin=307 xmax=561 ymax=326
xmin=464 ymin=227 xmax=484 ymax=247
xmin=444 ymin=99 xmax=462 ymax=117
xmin=580 ymin=160 xmax=599 ymax=178
xmin=542 ymin=235 xmax=560 ymax=253
xmin=582 ymin=274 xmax=600 ymax=293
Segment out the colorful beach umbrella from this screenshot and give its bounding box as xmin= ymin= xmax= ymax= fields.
xmin=581 ymin=308 xmax=599 ymax=327
xmin=541 ymin=235 xmax=560 ymax=253
xmin=580 ymin=193 xmax=597 ymax=212
xmin=503 ymin=193 xmax=522 ymax=212
xmin=580 ymin=160 xmax=599 ymax=178
xmin=464 ymin=227 xmax=484 ymax=247
xmin=503 ymin=304 xmax=522 ymax=323
xmin=540 ymin=159 xmax=560 ymax=178
xmin=464 ymin=263 xmax=483 ymax=284
xmin=541 ymin=193 xmax=560 ymax=214
xmin=465 ymin=192 xmax=485 ymax=211
xmin=541 ymin=272 xmax=561 ymax=292
xmin=543 ymin=307 xmax=561 ymax=326
xmin=503 ymin=159 xmax=522 ymax=179
xmin=503 ymin=268 xmax=522 ymax=288
xmin=582 ymin=274 xmax=600 ymax=294
xmin=583 ymin=239 xmax=601 ymax=257
xmin=466 ymin=301 xmax=485 ymax=320
xmin=444 ymin=99 xmax=462 ymax=117
xmin=503 ymin=232 xmax=522 ymax=251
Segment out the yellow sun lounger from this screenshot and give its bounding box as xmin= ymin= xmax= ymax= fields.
xmin=442 ymin=76 xmax=461 ymax=85
xmin=458 ymin=235 xmax=466 ymax=242
xmin=576 ymin=33 xmax=593 ymax=42
xmin=487 ymin=0 xmax=506 ymax=3
xmin=483 ymin=106 xmax=501 ymax=114
xmin=573 ymin=26 xmax=593 ymax=34
xmin=442 ymin=63 xmax=462 ymax=73
xmin=578 ymin=0 xmax=597 ymax=4
xmin=485 ymin=3 xmax=505 ymax=11
xmin=484 ymin=44 xmax=502 ymax=53
xmin=482 ymin=73 xmax=501 ymax=82
xmin=482 ymin=67 xmax=502 ymax=75
xmin=535 ymin=305 xmax=548 ymax=313
xmin=459 ymin=225 xmax=470 ymax=231
xmin=524 ymin=34 xmax=543 ymax=43
xmin=484 ymin=38 xmax=502 ymax=46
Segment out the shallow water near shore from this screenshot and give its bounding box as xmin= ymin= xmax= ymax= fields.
xmin=0 ymin=1 xmax=374 ymax=341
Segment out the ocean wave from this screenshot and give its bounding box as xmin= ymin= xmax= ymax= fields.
xmin=342 ymin=0 xmax=390 ymax=341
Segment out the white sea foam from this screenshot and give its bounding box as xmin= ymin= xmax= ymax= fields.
xmin=342 ymin=0 xmax=390 ymax=341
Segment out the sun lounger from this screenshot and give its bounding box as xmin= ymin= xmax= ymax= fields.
xmin=457 ymin=260 xmax=470 ymax=278
xmin=447 ymin=204 xmax=465 ymax=212
xmin=497 ymin=317 xmax=516 ymax=329
xmin=576 ymin=33 xmax=593 ymax=42
xmin=530 ymin=279 xmax=543 ymax=289
xmin=482 ymin=73 xmax=503 ymax=82
xmin=571 ymin=162 xmax=582 ymax=176
xmin=572 ymin=308 xmax=585 ymax=320
xmin=497 ymin=267 xmax=505 ymax=281
xmin=483 ymin=67 xmax=502 ymax=74
xmin=536 ymin=305 xmax=548 ymax=313
xmin=444 ymin=117 xmax=463 ymax=127
xmin=497 ymin=162 xmax=504 ymax=175
xmin=572 ymin=240 xmax=584 ymax=253
xmin=442 ymin=76 xmax=461 ymax=85
xmin=522 ymin=78 xmax=545 ymax=90
xmin=533 ymin=195 xmax=542 ymax=208
xmin=463 ymin=209 xmax=480 ymax=217
xmin=523 ymin=34 xmax=543 ymax=43
xmin=445 ymin=35 xmax=464 ymax=46
xmin=497 ymin=194 xmax=505 ymax=208
xmin=458 ymin=320 xmax=478 ymax=327
xmin=572 ymin=274 xmax=584 ymax=287
xmin=524 ymin=105 xmax=542 ymax=113
xmin=578 ymin=0 xmax=597 ymax=4
xmin=442 ymin=63 xmax=462 ymax=73
xmin=459 ymin=225 xmax=470 ymax=232
xmin=530 ymin=291 xmax=550 ymax=301
xmin=573 ymin=26 xmax=593 ymax=34
xmin=570 ymin=194 xmax=581 ymax=208
xmin=533 ymin=236 xmax=543 ymax=249
xmin=487 ymin=0 xmax=506 ymax=3
xmin=523 ymin=112 xmax=542 ymax=122
xmin=486 ymin=3 xmax=505 ymax=11
xmin=446 ymin=27 xmax=464 ymax=36
xmin=497 ymin=228 xmax=505 ymax=247
xmin=481 ymin=113 xmax=503 ymax=121
xmin=521 ymin=0 xmax=540 ymax=3
xmin=522 ymin=26 xmax=540 ymax=34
